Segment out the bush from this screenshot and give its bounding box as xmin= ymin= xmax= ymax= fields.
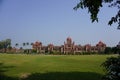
xmin=31 ymin=49 xmax=37 ymax=54
xmin=101 ymin=56 xmax=120 ymax=80
xmin=82 ymin=52 xmax=98 ymax=55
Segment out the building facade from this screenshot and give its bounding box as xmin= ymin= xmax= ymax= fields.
xmin=32 ymin=37 xmax=106 ymax=54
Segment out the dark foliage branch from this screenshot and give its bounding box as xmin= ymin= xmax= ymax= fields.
xmin=74 ymin=0 xmax=120 ymax=29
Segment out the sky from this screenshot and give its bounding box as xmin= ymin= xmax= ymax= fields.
xmin=0 ymin=0 xmax=119 ymax=47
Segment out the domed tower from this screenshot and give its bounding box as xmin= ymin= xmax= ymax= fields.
xmin=96 ymin=41 xmax=106 ymax=53
xmin=48 ymin=44 xmax=54 ymax=52
xmin=67 ymin=37 xmax=72 ymax=45
xmin=84 ymin=44 xmax=91 ymax=52
xmin=32 ymin=41 xmax=42 ymax=53
xmin=63 ymin=37 xmax=75 ymax=54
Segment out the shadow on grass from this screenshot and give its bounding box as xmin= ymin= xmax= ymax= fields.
xmin=22 ymin=72 xmax=103 ymax=80
xmin=0 ymin=63 xmax=103 ymax=80
xmin=0 ymin=63 xmax=15 ymax=72
xmin=0 ymin=63 xmax=17 ymax=80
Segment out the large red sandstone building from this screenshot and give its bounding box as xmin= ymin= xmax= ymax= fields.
xmin=32 ymin=37 xmax=106 ymax=54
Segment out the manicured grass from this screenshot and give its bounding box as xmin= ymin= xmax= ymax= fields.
xmin=0 ymin=54 xmax=117 ymax=80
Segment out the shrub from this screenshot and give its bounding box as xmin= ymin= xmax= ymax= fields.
xmin=31 ymin=49 xmax=37 ymax=54
xmin=82 ymin=52 xmax=98 ymax=55
xmin=101 ymin=56 xmax=120 ymax=80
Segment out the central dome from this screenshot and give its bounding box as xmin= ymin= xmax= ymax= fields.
xmin=67 ymin=37 xmax=72 ymax=41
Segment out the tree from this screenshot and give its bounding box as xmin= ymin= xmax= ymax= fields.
xmin=5 ymin=39 xmax=11 ymax=47
xmin=15 ymin=43 xmax=19 ymax=48
xmin=74 ymin=0 xmax=120 ymax=29
xmin=112 ymin=47 xmax=120 ymax=54
xmin=31 ymin=43 xmax=33 ymax=46
xmin=31 ymin=42 xmax=33 ymax=49
xmin=23 ymin=43 xmax=26 ymax=48
xmin=26 ymin=42 xmax=29 ymax=48
xmin=0 ymin=41 xmax=4 ymax=49
xmin=26 ymin=42 xmax=29 ymax=53
xmin=26 ymin=42 xmax=29 ymax=46
xmin=104 ymin=47 xmax=112 ymax=54
xmin=0 ymin=39 xmax=11 ymax=53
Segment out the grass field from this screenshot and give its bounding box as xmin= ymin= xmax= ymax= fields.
xmin=0 ymin=54 xmax=117 ymax=80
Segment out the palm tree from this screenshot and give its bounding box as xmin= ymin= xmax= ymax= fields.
xmin=26 ymin=42 xmax=29 ymax=47
xmin=26 ymin=42 xmax=30 ymax=53
xmin=23 ymin=43 xmax=26 ymax=49
xmin=22 ymin=43 xmax=26 ymax=53
xmin=15 ymin=43 xmax=19 ymax=48
xmin=26 ymin=42 xmax=30 ymax=49
xmin=31 ymin=43 xmax=33 ymax=46
xmin=31 ymin=43 xmax=33 ymax=48
xmin=15 ymin=43 xmax=19 ymax=53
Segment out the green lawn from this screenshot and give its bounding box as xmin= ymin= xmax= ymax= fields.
xmin=0 ymin=54 xmax=117 ymax=80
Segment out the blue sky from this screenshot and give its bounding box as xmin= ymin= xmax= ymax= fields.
xmin=0 ymin=0 xmax=119 ymax=47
